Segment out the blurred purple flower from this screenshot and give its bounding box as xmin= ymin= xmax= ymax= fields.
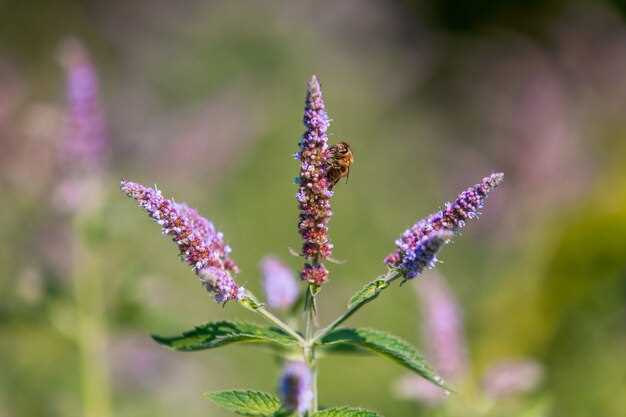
xmin=385 ymin=173 xmax=503 ymax=268
xmin=395 ymin=274 xmax=543 ymax=406
xmin=417 ymin=274 xmax=468 ymax=379
xmin=296 ymin=76 xmax=334 ymax=285
xmin=278 ymin=361 xmax=313 ymax=413
xmin=52 ymin=39 xmax=108 ymax=214
xmin=108 ymin=334 xmax=171 ymax=390
xmin=120 ymin=180 xmax=243 ymax=303
xmin=394 ymin=375 xmax=448 ymax=406
xmin=482 ymin=360 xmax=544 ymax=399
xmin=261 ymin=257 xmax=299 ymax=311
xmin=59 ymin=38 xmax=107 ymax=170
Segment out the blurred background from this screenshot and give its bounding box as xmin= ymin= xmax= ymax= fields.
xmin=1 ymin=1 xmax=625 ymax=416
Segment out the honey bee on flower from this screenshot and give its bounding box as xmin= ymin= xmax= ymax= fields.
xmin=326 ymin=141 xmax=354 ymax=189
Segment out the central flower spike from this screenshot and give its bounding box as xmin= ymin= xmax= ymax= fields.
xmin=121 ymin=180 xmax=243 ymax=303
xmin=296 ymin=76 xmax=334 ymax=285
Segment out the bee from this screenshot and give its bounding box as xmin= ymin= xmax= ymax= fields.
xmin=327 ymin=141 xmax=353 ymax=189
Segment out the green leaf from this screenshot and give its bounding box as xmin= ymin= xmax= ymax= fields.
xmin=312 ymin=406 xmax=383 ymax=417
xmin=205 ymin=390 xmax=282 ymax=416
xmin=320 ymin=328 xmax=448 ymax=390
xmin=152 ymin=321 xmax=298 ymax=351
xmin=347 ymin=278 xmax=390 ymax=309
xmin=319 ymin=342 xmax=372 ymax=356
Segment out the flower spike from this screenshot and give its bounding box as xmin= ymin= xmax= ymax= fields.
xmin=120 ymin=180 xmax=243 ymax=303
xmin=296 ymin=75 xmax=335 ymax=285
xmin=385 ymin=173 xmax=503 ymax=272
xmin=60 ymin=38 xmax=107 ymax=169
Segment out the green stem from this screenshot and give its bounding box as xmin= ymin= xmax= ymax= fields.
xmin=311 ymin=269 xmax=401 ymax=344
xmin=304 ymin=286 xmax=318 ymax=413
xmin=255 ymin=304 xmax=306 ymax=345
xmin=72 ymin=230 xmax=112 ymax=417
xmin=311 ymin=359 xmax=319 ymax=413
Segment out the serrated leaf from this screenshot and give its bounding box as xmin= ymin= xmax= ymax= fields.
xmin=205 ymin=390 xmax=282 ymax=416
xmin=152 ymin=321 xmax=297 ymax=351
xmin=347 ymin=279 xmax=389 ymax=309
xmin=312 ymin=406 xmax=383 ymax=417
xmin=321 ymin=328 xmax=448 ymax=390
xmin=319 ymin=342 xmax=372 ymax=356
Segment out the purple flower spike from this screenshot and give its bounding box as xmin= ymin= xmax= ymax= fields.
xmin=296 ymin=76 xmax=334 ymax=285
xmin=417 ymin=274 xmax=467 ymax=379
xmin=60 ymin=38 xmax=107 ymax=169
xmin=261 ymin=257 xmax=299 ymax=311
xmin=278 ymin=361 xmax=313 ymax=414
xmin=482 ymin=360 xmax=543 ymax=399
xmin=120 ymin=180 xmax=243 ymax=303
xmin=400 ymin=231 xmax=452 ymax=279
xmin=385 ymin=173 xmax=503 ymax=269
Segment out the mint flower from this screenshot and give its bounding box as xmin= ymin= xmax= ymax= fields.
xmin=482 ymin=360 xmax=544 ymax=399
xmin=300 ymin=263 xmax=329 ymax=286
xmin=395 ymin=275 xmax=542 ymax=406
xmin=278 ymin=361 xmax=313 ymax=413
xmin=394 ymin=274 xmax=467 ymax=405
xmin=417 ymin=274 xmax=467 ymax=379
xmin=54 ymin=39 xmax=108 ymax=213
xmin=296 ymin=76 xmax=334 ymax=285
xmin=261 ymin=257 xmax=299 ymax=311
xmin=59 ymin=38 xmax=107 ymax=169
xmin=399 ymin=231 xmax=452 ymax=279
xmin=385 ymin=173 xmax=503 ymax=270
xmin=120 ymin=180 xmax=243 ymax=303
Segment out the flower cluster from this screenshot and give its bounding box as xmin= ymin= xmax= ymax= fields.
xmin=261 ymin=257 xmax=299 ymax=311
xmin=399 ymin=231 xmax=452 ymax=279
xmin=120 ymin=180 xmax=243 ymax=303
xmin=385 ymin=173 xmax=504 ymax=277
xmin=296 ymin=76 xmax=334 ymax=285
xmin=278 ymin=361 xmax=313 ymax=413
xmin=60 ymin=38 xmax=107 ymax=169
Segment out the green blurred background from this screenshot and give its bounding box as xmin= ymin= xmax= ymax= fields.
xmin=1 ymin=1 xmax=625 ymax=416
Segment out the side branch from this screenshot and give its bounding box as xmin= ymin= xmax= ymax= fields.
xmin=311 ymin=269 xmax=401 ymax=344
xmin=240 ymin=292 xmax=306 ymax=346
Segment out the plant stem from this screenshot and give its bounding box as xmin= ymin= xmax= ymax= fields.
xmin=255 ymin=304 xmax=306 ymax=345
xmin=311 ymin=358 xmax=319 ymax=413
xmin=304 ymin=286 xmax=319 ymax=413
xmin=312 ymin=269 xmax=401 ymax=344
xmin=72 ymin=231 xmax=112 ymax=417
